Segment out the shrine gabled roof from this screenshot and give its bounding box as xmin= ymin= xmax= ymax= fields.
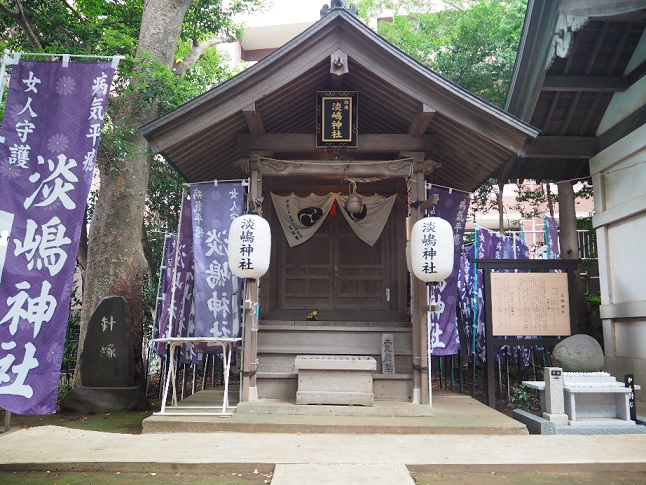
xmin=501 ymin=0 xmax=646 ymax=184
xmin=141 ymin=8 xmax=538 ymax=192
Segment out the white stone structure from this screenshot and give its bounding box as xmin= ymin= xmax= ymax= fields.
xmin=591 ymin=34 xmax=646 ymax=402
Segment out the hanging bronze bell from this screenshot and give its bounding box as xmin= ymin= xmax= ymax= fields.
xmin=345 ymin=194 xmax=363 ymax=213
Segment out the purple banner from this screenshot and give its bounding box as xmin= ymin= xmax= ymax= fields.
xmin=543 ymin=215 xmax=560 ymax=259
xmin=458 ymin=228 xmax=531 ymax=364
xmin=0 ymin=59 xmax=115 ymax=414
xmin=425 ymin=186 xmax=469 ymax=356
xmin=155 ymin=192 xmax=194 ymax=359
xmin=190 ymin=183 xmax=244 ymax=347
xmin=155 ymin=234 xmax=176 ymax=356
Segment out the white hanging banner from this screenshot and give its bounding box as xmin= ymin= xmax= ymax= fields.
xmin=335 ymin=193 xmax=396 ymax=246
xmin=271 ymin=192 xmax=396 ymax=247
xmin=270 ymin=193 xmax=335 ymax=247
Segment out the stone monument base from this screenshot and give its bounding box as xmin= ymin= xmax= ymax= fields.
xmin=60 ymin=386 xmax=150 ymax=414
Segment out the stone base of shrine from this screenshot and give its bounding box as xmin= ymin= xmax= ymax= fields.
xmin=60 ymin=386 xmax=150 ymax=413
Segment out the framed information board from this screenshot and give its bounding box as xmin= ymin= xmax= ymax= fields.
xmin=490 ymin=272 xmax=571 ymax=337
xmin=475 ymin=258 xmax=579 ymax=410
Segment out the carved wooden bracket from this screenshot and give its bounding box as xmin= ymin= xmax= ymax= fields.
xmin=546 ymin=14 xmax=589 ymax=69
xmin=330 ymin=49 xmax=349 ymax=76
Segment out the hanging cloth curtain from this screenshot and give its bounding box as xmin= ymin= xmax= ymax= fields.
xmin=334 ymin=193 xmax=396 ymax=246
xmin=271 ymin=192 xmax=396 ymax=247
xmin=270 ymin=192 xmax=336 ymax=247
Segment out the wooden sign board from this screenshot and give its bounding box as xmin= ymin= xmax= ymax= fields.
xmin=490 ymin=272 xmax=571 ymax=336
xmin=316 ymin=91 xmax=358 ymax=148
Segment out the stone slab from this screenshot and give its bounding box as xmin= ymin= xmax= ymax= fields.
xmin=297 ymin=369 xmax=373 ymax=393
xmin=271 ymin=463 xmax=414 ymax=485
xmin=295 ymin=355 xmax=377 ymax=371
xmin=296 ymin=390 xmax=374 ymax=406
xmin=513 ymin=409 xmax=646 ymax=435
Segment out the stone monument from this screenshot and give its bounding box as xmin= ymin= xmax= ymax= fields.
xmin=551 ymin=334 xmax=604 ymax=372
xmin=542 ymin=367 xmax=568 ymax=425
xmin=60 ymin=296 xmax=149 ymax=413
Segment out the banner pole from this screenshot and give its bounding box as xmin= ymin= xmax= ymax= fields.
xmin=3 ymin=410 xmax=10 ymax=433
xmin=427 ymin=284 xmax=432 ymax=407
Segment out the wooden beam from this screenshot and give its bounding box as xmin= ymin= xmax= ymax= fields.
xmin=625 ymin=58 xmax=646 ymax=88
xmin=408 ymin=104 xmax=436 ymax=137
xmin=598 ymin=102 xmax=646 ymax=151
xmin=543 ymin=75 xmax=629 ymax=92
xmin=496 ymin=155 xmax=518 ymax=186
xmin=252 ymin=157 xmax=415 ymax=177
xmin=237 ymin=133 xmax=436 ymax=153
xmin=560 ymin=0 xmax=646 ymax=18
xmin=522 ymin=136 xmax=598 ymax=159
xmin=242 ymin=103 xmax=265 ymax=138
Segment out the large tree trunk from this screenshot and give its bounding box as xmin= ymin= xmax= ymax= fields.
xmin=557 ymin=182 xmax=589 ymax=334
xmin=74 ymin=0 xmax=193 ymax=387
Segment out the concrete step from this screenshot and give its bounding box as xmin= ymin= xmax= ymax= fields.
xmin=142 ymin=388 xmax=529 ymax=435
xmin=272 ymin=464 xmax=415 ymax=485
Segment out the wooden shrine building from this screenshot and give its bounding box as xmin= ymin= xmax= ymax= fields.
xmin=141 ymin=3 xmax=538 ymax=405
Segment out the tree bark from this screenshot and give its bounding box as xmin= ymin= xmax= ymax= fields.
xmin=557 ymin=182 xmax=589 ymax=333
xmin=546 ymin=183 xmax=555 ymax=219
xmin=74 ymin=0 xmax=194 ymax=387
xmin=0 ymin=0 xmax=42 ymax=49
xmin=496 ymin=183 xmax=505 ymax=233
xmin=174 ymin=35 xmax=227 ymax=76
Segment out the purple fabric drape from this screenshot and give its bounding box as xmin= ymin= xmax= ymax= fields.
xmin=155 ymin=234 xmax=177 ymax=356
xmin=426 ymin=187 xmax=470 ymax=355
xmin=0 ymin=60 xmax=115 ymax=414
xmin=458 ymin=228 xmax=532 ymax=365
xmin=190 ymin=183 xmax=244 ymax=353
xmin=543 ymin=215 xmax=561 ymax=259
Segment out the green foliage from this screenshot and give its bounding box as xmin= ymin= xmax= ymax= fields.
xmin=575 ymin=181 xmax=594 ymax=201
xmin=182 ymin=0 xmax=266 ymax=43
xmin=0 ymin=0 xmax=142 ymax=54
xmin=576 ymin=216 xmax=593 ymax=231
xmin=469 ymin=178 xmax=499 ymax=217
xmin=2 ymin=0 xmax=263 ymax=383
xmin=585 ymin=293 xmax=601 ymax=305
xmin=509 ymin=384 xmax=539 ymax=412
xmin=357 ymin=0 xmax=528 ymax=107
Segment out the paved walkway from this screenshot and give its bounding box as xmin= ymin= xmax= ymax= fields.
xmin=2 ymin=425 xmax=646 ymax=483
xmin=3 ymin=394 xmax=646 ymax=483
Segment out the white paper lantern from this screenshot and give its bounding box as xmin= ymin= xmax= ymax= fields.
xmin=228 ymin=214 xmax=271 ymax=279
xmin=410 ymin=216 xmax=454 ymax=282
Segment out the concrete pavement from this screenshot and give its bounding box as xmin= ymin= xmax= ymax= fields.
xmin=2 ymin=426 xmax=646 ymax=478
xmin=3 ymin=394 xmax=646 ymax=483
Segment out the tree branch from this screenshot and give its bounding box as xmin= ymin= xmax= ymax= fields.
xmin=174 ymin=34 xmax=228 ymax=77
xmin=2 ymin=0 xmax=42 ymax=49
xmin=59 ymin=0 xmax=86 ymax=22
xmin=0 ymin=2 xmax=18 ymax=16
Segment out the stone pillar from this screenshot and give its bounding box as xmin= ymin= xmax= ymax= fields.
xmin=543 ymin=367 xmax=568 ymax=424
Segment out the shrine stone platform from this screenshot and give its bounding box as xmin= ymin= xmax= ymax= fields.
xmin=141 ymin=388 xmax=528 ymax=435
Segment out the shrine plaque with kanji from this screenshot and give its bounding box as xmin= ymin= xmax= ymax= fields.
xmin=316 ymin=91 xmax=358 ymax=148
xmin=490 ymin=272 xmax=571 ymax=336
